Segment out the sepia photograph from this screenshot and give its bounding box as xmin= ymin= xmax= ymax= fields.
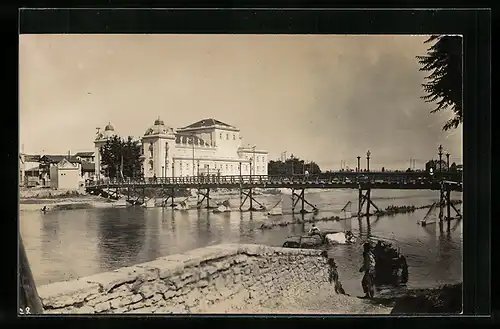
xmin=19 ymin=33 xmax=463 ymax=315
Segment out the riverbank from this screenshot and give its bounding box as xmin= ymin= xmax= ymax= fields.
xmin=379 ymin=283 xmax=463 ymax=314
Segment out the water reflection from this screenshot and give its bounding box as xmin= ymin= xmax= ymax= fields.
xmin=20 ymin=190 xmax=462 ymax=288
xmin=97 ymin=208 xmax=147 ymax=271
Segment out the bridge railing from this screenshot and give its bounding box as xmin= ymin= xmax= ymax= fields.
xmin=86 ymin=171 xmax=462 ymax=188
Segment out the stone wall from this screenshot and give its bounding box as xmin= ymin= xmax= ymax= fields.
xmin=38 ymin=244 xmax=333 ymax=314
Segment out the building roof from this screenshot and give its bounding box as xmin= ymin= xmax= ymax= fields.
xmin=105 ymin=122 xmax=114 ymax=131
xmin=24 ymin=155 xmax=41 ymax=162
xmin=144 ymin=117 xmax=175 ymax=136
xmin=180 ymin=118 xmax=235 ymax=130
xmin=25 ymin=166 xmax=40 ymax=172
xmin=75 ymin=152 xmax=94 ymax=157
xmin=175 ymin=134 xmax=211 ymax=146
xmin=81 ymin=162 xmax=96 ymax=172
xmin=41 ymin=155 xmax=81 ymax=164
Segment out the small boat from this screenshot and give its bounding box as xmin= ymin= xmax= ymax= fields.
xmin=324 ymin=231 xmax=357 ymax=245
xmin=213 ymin=199 xmax=231 ymax=213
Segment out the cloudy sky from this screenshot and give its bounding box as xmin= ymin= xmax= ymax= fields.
xmin=19 ymin=34 xmax=462 ymax=170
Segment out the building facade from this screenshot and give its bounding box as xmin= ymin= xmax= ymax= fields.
xmin=94 ymin=118 xmax=269 ymax=179
xmin=49 ymin=158 xmax=83 ymax=190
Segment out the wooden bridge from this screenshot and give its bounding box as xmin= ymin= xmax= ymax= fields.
xmin=85 ymin=171 xmax=462 ymax=222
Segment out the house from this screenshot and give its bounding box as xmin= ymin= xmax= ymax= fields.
xmin=94 ymin=118 xmax=269 ymax=180
xmin=49 ymin=158 xmax=83 ymax=190
xmin=75 ymin=151 xmax=95 ymax=163
xmin=40 ymin=155 xmax=81 ymax=186
xmin=81 ymin=162 xmax=96 ymax=181
xmin=20 ymin=154 xmax=42 ymax=187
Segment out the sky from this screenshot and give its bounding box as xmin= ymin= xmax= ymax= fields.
xmin=19 ymin=34 xmax=462 ymax=171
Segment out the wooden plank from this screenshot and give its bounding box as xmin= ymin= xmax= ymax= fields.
xmin=18 ymin=233 xmax=43 ymax=314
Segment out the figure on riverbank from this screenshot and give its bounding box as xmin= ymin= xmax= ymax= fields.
xmin=359 ymin=242 xmax=376 ymax=298
xmin=309 ymin=223 xmax=321 ymax=235
xmin=327 ymin=258 xmax=347 ymax=295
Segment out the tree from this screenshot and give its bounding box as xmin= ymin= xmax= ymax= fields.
xmin=100 ymin=136 xmax=142 ymax=179
xmin=417 ymin=35 xmax=463 ymax=131
xmin=268 ymin=155 xmax=321 ymax=175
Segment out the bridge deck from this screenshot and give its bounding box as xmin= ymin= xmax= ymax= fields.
xmin=86 ymin=173 xmax=463 ymax=192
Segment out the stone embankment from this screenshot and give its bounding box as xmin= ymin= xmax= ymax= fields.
xmin=39 ymin=244 xmax=372 ymax=314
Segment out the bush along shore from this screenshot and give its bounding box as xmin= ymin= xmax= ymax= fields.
xmin=259 ymin=200 xmax=463 ymax=230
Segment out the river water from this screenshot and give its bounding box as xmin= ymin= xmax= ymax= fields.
xmin=20 ymin=189 xmax=462 ymax=297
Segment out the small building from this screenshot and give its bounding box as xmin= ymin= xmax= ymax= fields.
xmin=75 ymin=151 xmax=95 ymax=163
xmin=40 ymin=155 xmax=81 ymax=187
xmin=19 ymin=154 xmax=25 ymax=186
xmin=49 ymin=158 xmax=83 ymax=190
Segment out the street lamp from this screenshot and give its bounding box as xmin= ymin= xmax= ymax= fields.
xmin=357 ymin=156 xmax=361 ymax=172
xmin=446 ymin=152 xmax=450 ymax=171
xmin=252 ymin=145 xmax=256 ymax=176
xmin=191 ymin=133 xmax=196 ymax=177
xmin=438 ymin=145 xmax=443 ymax=173
xmin=366 ymin=150 xmax=371 ymax=172
xmin=197 ymin=160 xmax=200 ymax=176
xmin=239 ymin=161 xmax=242 ymax=178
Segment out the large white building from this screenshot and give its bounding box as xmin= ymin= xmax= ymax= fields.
xmin=94 ymin=118 xmax=268 ymax=179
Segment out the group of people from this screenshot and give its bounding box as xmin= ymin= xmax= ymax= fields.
xmin=313 ymin=221 xmax=377 ymax=299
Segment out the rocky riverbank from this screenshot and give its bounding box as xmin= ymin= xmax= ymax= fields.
xmin=371 ymin=283 xmax=462 ymax=314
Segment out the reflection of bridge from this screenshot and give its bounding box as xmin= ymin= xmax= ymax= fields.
xmin=86 ymin=172 xmax=462 ymax=222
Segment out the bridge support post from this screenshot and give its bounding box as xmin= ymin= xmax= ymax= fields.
xmin=291 ymin=189 xmax=318 ymax=214
xmin=249 ymin=187 xmax=253 ymax=211
xmin=357 ymin=185 xmax=379 ymax=217
xmin=439 ymin=183 xmax=444 ymax=222
xmin=206 ymin=188 xmax=210 ymax=209
xmin=171 ymin=187 xmax=175 ymax=209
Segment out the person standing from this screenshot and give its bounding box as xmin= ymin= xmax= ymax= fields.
xmin=327 ymin=258 xmax=347 ymax=295
xmin=359 ymin=242 xmax=376 ymax=298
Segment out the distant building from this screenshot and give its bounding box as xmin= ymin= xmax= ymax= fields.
xmin=49 ymin=158 xmax=83 ymax=190
xmin=19 ymin=154 xmax=25 ymax=186
xmin=40 ymin=155 xmax=81 ymax=187
xmin=425 ymin=159 xmax=448 ymax=172
xmin=75 ymin=151 xmax=95 ymax=163
xmin=94 ymin=118 xmax=269 ymax=179
xmin=19 ymin=154 xmax=42 ymax=187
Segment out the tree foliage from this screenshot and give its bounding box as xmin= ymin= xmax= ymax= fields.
xmin=417 ymin=35 xmax=463 ymax=131
xmin=268 ymin=154 xmax=321 ymax=175
xmin=100 ymin=136 xmax=142 ymax=179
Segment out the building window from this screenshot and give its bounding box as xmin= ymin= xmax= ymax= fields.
xmin=226 ymin=133 xmax=229 ymax=140
xmin=233 ymin=134 xmax=236 ymax=140
xmin=220 ymin=133 xmax=222 ymax=139
xmin=230 ymin=164 xmax=233 ymax=172
xmin=149 ymin=160 xmax=153 ymax=171
xmin=225 ymin=164 xmax=228 ymax=171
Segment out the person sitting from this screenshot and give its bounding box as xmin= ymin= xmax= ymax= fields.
xmin=309 ymin=223 xmax=321 ymax=235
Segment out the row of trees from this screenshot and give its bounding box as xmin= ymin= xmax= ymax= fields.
xmin=99 ymin=136 xmax=142 ymax=179
xmin=268 ymin=155 xmax=321 ymax=175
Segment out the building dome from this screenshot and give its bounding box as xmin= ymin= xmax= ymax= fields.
xmin=104 ymin=122 xmax=114 ymax=131
xmin=144 ymin=117 xmax=174 ymax=136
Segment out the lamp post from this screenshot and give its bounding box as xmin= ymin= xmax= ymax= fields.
xmin=197 ymin=160 xmax=200 ymax=176
xmin=446 ymin=152 xmax=450 ymax=171
xmin=438 ymin=145 xmax=443 ymax=173
xmin=172 ymin=161 xmax=175 ymax=178
xmin=357 ymin=156 xmax=361 ymax=172
xmin=191 ymin=133 xmax=196 ymax=177
xmin=239 ymin=161 xmax=242 ymax=178
xmin=366 ymin=150 xmax=371 ymax=172
xmin=249 ymin=158 xmax=253 ymax=182
xmin=252 ymin=145 xmax=256 ymax=176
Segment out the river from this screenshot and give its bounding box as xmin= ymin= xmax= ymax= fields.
xmin=20 ymin=189 xmax=462 ymax=297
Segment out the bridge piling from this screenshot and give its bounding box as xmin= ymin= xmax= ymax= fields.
xmin=206 ymin=188 xmax=210 ymax=209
